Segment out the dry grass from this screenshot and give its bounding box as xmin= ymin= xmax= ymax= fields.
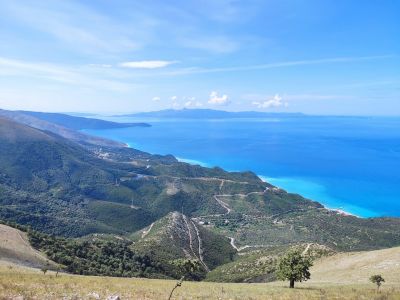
xmin=0 ymin=264 xmax=399 ymax=300
xmin=306 ymin=246 xmax=400 ymax=285
xmin=0 ymin=225 xmax=56 ymax=269
xmin=1 ymin=225 xmax=400 ymax=299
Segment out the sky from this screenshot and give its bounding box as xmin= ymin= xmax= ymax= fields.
xmin=0 ymin=0 xmax=399 ymax=115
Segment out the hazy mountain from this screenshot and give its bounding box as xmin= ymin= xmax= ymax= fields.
xmin=118 ymin=108 xmax=304 ymax=119
xmin=0 ymin=109 xmax=125 ymax=147
xmin=19 ymin=110 xmax=150 ymax=130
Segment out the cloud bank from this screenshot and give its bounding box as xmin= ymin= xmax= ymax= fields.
xmin=119 ymin=60 xmax=177 ymax=69
xmin=208 ymin=91 xmax=230 ymax=105
xmin=252 ymin=94 xmax=288 ymax=108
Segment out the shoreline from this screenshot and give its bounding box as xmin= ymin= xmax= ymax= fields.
xmin=261 ymin=176 xmax=359 ymax=217
xmin=91 ymin=131 xmax=380 ymax=219
xmin=174 ymin=157 xmax=363 ymax=218
xmin=83 ymin=115 xmax=400 ymax=219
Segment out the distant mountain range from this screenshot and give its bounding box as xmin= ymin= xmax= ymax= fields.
xmin=0 ymin=109 xmax=150 ymax=147
xmin=118 ymin=108 xmax=305 ymax=119
xmin=19 ymin=110 xmax=150 ymax=130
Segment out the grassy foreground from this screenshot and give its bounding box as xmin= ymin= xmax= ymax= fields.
xmin=1 ymin=264 xmax=399 ymax=300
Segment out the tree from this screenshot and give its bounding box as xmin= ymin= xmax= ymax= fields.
xmin=55 ymin=264 xmax=64 ymax=277
xmin=370 ymin=274 xmax=385 ymax=291
xmin=168 ymin=259 xmax=201 ymax=300
xmin=276 ymin=249 xmax=313 ymax=288
xmin=40 ymin=267 xmax=48 ymax=275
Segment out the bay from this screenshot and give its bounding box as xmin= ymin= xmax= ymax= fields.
xmin=84 ymin=116 xmax=400 ymax=217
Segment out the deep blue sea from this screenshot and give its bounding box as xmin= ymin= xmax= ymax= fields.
xmin=84 ymin=116 xmax=400 ymax=217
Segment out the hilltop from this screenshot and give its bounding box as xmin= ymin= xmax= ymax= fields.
xmin=131 ymin=211 xmax=236 ymax=274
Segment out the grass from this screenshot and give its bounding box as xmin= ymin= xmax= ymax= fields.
xmin=307 ymin=246 xmax=400 ymax=285
xmin=207 ymin=244 xmax=400 ymax=284
xmin=0 ymin=224 xmax=57 ymax=270
xmin=1 ymin=264 xmax=399 ymax=300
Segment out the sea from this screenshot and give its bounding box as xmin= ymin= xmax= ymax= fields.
xmin=83 ymin=115 xmax=400 ymax=218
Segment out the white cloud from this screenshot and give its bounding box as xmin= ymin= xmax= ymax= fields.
xmin=119 ymin=60 xmax=177 ymax=69
xmin=170 ymin=96 xmax=203 ymax=108
xmin=184 ymin=98 xmax=203 ymax=108
xmin=252 ymin=94 xmax=288 ymax=109
xmin=152 ymin=96 xmax=161 ymax=101
xmin=158 ymin=55 xmax=394 ymax=76
xmin=183 ymin=96 xmax=195 ymax=101
xmin=0 ymin=56 xmax=135 ymax=92
xmin=208 ymin=91 xmax=230 ymax=105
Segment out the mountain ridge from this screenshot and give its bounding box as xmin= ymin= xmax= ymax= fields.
xmin=117 ymin=108 xmax=305 ymax=119
xmin=0 ymin=109 xmax=126 ymax=147
xmin=19 ymin=110 xmax=150 ymax=130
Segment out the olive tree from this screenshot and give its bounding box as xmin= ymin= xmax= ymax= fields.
xmin=276 ymin=249 xmax=313 ymax=288
xmin=168 ymin=259 xmax=201 ymax=300
xmin=370 ymin=274 xmax=385 ymax=291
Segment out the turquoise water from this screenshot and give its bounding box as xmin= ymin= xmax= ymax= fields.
xmin=84 ymin=116 xmax=400 ymax=217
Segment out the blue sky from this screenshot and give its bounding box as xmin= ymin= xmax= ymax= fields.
xmin=0 ymin=0 xmax=399 ymax=115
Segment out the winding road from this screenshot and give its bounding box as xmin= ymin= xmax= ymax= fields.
xmin=191 ymin=220 xmax=210 ymax=271
xmin=141 ymin=222 xmax=154 ymax=238
xmin=129 ymin=171 xmax=271 ymax=256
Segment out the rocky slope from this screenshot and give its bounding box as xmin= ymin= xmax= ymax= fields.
xmin=132 ymin=211 xmax=236 ymax=274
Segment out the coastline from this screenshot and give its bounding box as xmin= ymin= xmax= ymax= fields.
xmin=257 ymin=175 xmax=360 ymax=217
xmin=82 ymin=116 xmax=400 ymax=219
xmin=83 ymin=126 xmax=382 ymax=219
xmin=174 ymin=157 xmax=363 ymax=218
xmin=100 ymin=136 xmax=363 ymax=217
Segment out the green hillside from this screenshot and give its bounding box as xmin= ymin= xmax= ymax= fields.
xmin=0 ymin=116 xmax=400 ymax=281
xmin=131 ymin=211 xmax=236 ymax=278
xmin=206 ymin=243 xmax=335 ymax=283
